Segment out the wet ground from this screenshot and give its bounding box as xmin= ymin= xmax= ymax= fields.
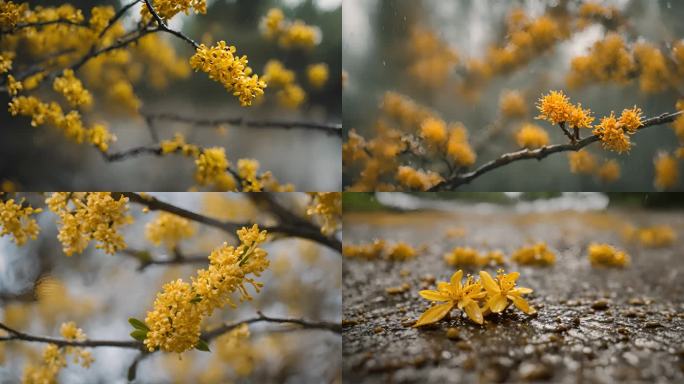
xmin=342 ymin=207 xmax=684 ymax=383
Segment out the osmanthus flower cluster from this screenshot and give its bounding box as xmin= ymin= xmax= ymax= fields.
xmin=262 ymin=60 xmax=306 ymax=109
xmin=443 ymin=247 xmax=505 ymax=267
xmin=260 ymin=8 xmax=321 ymax=50
xmin=406 ymin=26 xmax=460 ymax=89
xmin=653 ymin=152 xmax=679 ymax=191
xmin=623 ymin=224 xmax=676 ymax=248
xmin=45 ymin=192 xmax=132 ymax=256
xmin=511 ymin=242 xmax=556 ymax=266
xmin=141 ymin=0 xmax=206 ymax=22
xmin=159 ymin=134 xmax=294 ymax=192
xmin=22 ymin=322 xmax=94 ymax=384
xmin=133 ymin=225 xmax=269 ymax=353
xmin=587 ymin=243 xmax=629 ymax=267
xmin=342 ymin=239 xmax=418 ymax=261
xmin=0 ymin=195 xmax=41 ymax=245
xmin=145 ymin=212 xmax=196 ymax=250
xmin=568 ymin=151 xmax=622 ymax=184
xmin=515 ymin=123 xmax=549 ymax=149
xmin=414 ymin=269 xmax=535 ymax=327
xmin=306 ymin=192 xmax=341 ymax=236
xmin=189 ymin=41 xmax=267 ymax=107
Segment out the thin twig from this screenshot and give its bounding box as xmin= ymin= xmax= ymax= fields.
xmin=0 ymin=322 xmax=141 ymax=349
xmin=119 ymin=193 xmax=341 ymax=252
xmin=202 ymin=312 xmax=341 ymax=340
xmin=430 ymin=110 xmax=683 ymax=191
xmin=143 ymin=0 xmax=200 ymax=49
xmin=144 ymin=113 xmax=343 ymax=137
xmin=0 ymin=19 xmax=88 ymax=34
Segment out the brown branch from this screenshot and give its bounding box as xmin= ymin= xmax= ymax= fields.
xmin=0 ymin=19 xmax=88 ymax=34
xmin=119 ymin=193 xmax=341 ymax=252
xmin=145 ymin=113 xmax=343 ymax=137
xmin=430 ymin=110 xmax=683 ymax=191
xmin=0 ymin=322 xmax=141 ymax=349
xmin=143 ymin=0 xmax=200 ymax=49
xmin=202 ymin=311 xmax=341 ymax=340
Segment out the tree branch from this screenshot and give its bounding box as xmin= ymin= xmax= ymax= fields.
xmin=144 ymin=113 xmax=342 ymax=137
xmin=119 ymin=193 xmax=341 ymax=252
xmin=0 ymin=19 xmax=88 ymax=35
xmin=0 ymin=322 xmax=141 ymax=349
xmin=143 ymin=0 xmax=200 ymax=49
xmin=430 ymin=110 xmax=683 ymax=191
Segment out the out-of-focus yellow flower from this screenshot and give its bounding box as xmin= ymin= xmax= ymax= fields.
xmin=420 ymin=117 xmax=448 ymax=147
xmin=567 ymin=33 xmax=634 ymax=88
xmin=53 ymin=69 xmax=92 ymax=108
xmin=260 ymin=8 xmax=285 ymax=39
xmin=447 ymin=123 xmax=476 ymax=167
xmin=653 ymin=152 xmax=679 ymax=190
xmin=88 ymin=123 xmax=116 ymax=152
xmin=307 ymin=63 xmax=329 ymax=89
xmin=568 ymin=150 xmax=597 ymax=174
xmin=6 ymin=74 xmax=22 ymax=96
xmin=414 ymin=270 xmax=487 ymax=327
xmin=633 ymin=42 xmax=672 ymax=93
xmin=596 ymin=159 xmax=620 ymax=183
xmin=443 ymin=247 xmax=483 ymax=266
xmin=515 ymin=123 xmax=549 ymax=149
xmin=386 ymin=242 xmax=416 ymax=261
xmin=593 ymin=112 xmax=631 ymax=153
xmin=306 ymin=192 xmax=341 ymax=235
xmin=587 ymin=243 xmax=629 ymax=267
xmin=396 ymin=166 xmax=442 ymax=191
xmin=511 ymin=242 xmax=555 ymax=266
xmin=262 ymin=60 xmax=295 ymax=87
xmin=480 ymin=269 xmax=535 ymax=314
xmin=624 ymin=225 xmax=676 ymax=248
xmin=145 ymin=212 xmax=195 ymax=250
xmin=195 ymin=147 xmax=231 ymax=189
xmin=0 ymin=198 xmax=42 ymax=245
xmin=499 ymin=90 xmax=527 ymax=118
xmin=342 ymin=239 xmax=386 ymax=260
xmin=278 ymin=20 xmax=320 ymax=49
xmin=141 ymin=0 xmax=206 ymax=22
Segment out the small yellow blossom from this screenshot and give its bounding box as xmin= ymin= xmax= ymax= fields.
xmin=480 ymin=270 xmax=535 ymax=314
xmin=515 ymin=123 xmax=549 ymax=149
xmin=624 ymin=225 xmax=676 ymax=248
xmin=396 ymin=166 xmax=442 ymax=191
xmin=386 ymin=242 xmax=416 ymax=261
xmin=6 ymin=74 xmax=22 ymax=96
xmin=443 ymin=247 xmax=483 ymax=266
xmin=593 ymin=112 xmax=631 ymax=153
xmin=0 ymin=198 xmax=42 ymax=245
xmin=262 ymin=60 xmax=295 ymax=87
xmin=420 ymin=117 xmax=448 ymax=147
xmin=307 ymin=63 xmax=329 ymax=89
xmin=536 ymin=90 xmax=572 ymax=125
xmin=141 ymin=0 xmax=206 ymax=21
xmin=195 ymin=147 xmax=230 ymax=188
xmin=278 ymin=20 xmax=321 ymax=50
xmin=260 ymin=8 xmax=285 ymax=39
xmin=568 ymin=150 xmax=597 ymax=174
xmin=597 ymin=159 xmax=620 ymax=183
xmin=60 ymin=321 xmax=86 ymax=341
xmin=499 ymin=90 xmax=527 ymax=118
xmin=277 ymin=83 xmax=306 ymax=109
xmin=653 ymin=153 xmax=679 ymax=190
xmin=88 ymin=123 xmax=116 ymax=152
xmin=587 ymin=243 xmax=629 ymax=267
xmin=306 ymin=192 xmax=341 ymax=235
xmin=237 ymin=158 xmax=263 ymax=192
xmin=567 ymin=104 xmax=594 ymax=129
xmin=414 ymin=270 xmax=487 ymax=327
xmin=619 ymin=106 xmax=643 ymax=134
xmin=446 ymin=123 xmax=476 ymax=167
xmin=189 ymin=41 xmax=266 ymax=107
xmin=145 ymin=212 xmax=195 ymax=250
xmin=511 ymin=242 xmax=555 ymax=266
xmin=342 ymin=239 xmax=386 ymax=260
xmin=53 ymin=69 xmax=92 ymax=108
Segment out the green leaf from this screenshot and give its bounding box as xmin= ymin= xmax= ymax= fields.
xmin=128 ymin=317 xmax=149 ymax=331
xmin=195 ymin=338 xmax=211 ymax=352
xmin=190 ymin=295 xmax=202 ymax=304
xmin=130 ymin=329 xmax=148 ymax=342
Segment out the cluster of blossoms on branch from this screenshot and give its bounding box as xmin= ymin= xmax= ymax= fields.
xmin=342 ymin=239 xmax=418 ymax=261
xmin=306 ymin=192 xmax=341 ymax=235
xmin=45 ymin=192 xmax=132 ymax=256
xmin=260 ymin=8 xmax=321 ymax=50
xmin=22 ymin=322 xmax=93 ymax=384
xmin=622 ymin=224 xmax=676 ymax=248
xmin=145 ymin=212 xmax=196 ymax=250
xmin=135 ymin=224 xmax=269 ymax=353
xmin=0 ymin=195 xmax=41 ymax=245
xmin=414 ymin=269 xmax=535 ymax=327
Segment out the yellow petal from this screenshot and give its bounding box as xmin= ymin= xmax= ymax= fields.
xmin=450 ymin=270 xmax=463 ymax=288
xmin=503 ymin=271 xmax=520 ymax=284
xmin=487 ymin=294 xmax=508 ymax=313
xmin=508 ymin=294 xmax=535 ymax=314
xmin=419 ymin=290 xmax=450 ymax=302
xmin=511 ymin=286 xmax=533 ymax=295
xmin=464 ymin=301 xmax=484 ymax=324
xmin=479 ymin=271 xmax=500 ymax=294
xmin=437 ymin=281 xmax=451 ymax=293
xmin=413 ymin=302 xmax=454 ymax=327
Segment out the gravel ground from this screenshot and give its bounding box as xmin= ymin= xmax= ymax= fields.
xmin=342 ymin=207 xmax=684 ymax=383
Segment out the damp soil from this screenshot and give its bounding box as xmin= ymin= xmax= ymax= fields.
xmin=342 ymin=208 xmax=684 ymax=383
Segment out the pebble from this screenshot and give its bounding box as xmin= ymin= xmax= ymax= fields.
xmin=518 ymin=362 xmax=553 ymax=381
xmin=591 ymin=300 xmax=609 ymax=310
xmin=446 ymin=327 xmax=460 ymax=340
xmin=373 ymin=326 xmax=384 ymax=334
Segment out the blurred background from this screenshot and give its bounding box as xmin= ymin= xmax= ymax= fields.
xmin=0 ymin=192 xmax=341 ymax=383
xmin=343 ymin=0 xmax=684 ymax=191
xmin=0 ymin=0 xmax=341 ymax=191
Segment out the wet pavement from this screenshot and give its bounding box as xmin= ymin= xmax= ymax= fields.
xmin=342 ymin=208 xmax=684 ymax=383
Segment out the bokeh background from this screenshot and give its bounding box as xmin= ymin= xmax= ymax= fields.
xmin=0 ymin=192 xmax=341 ymax=383
xmin=343 ymin=0 xmax=684 ymax=191
xmin=0 ymin=0 xmax=341 ymax=191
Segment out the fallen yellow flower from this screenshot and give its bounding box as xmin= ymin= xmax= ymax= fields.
xmin=480 ymin=270 xmax=536 ymax=315
xmin=587 ymin=243 xmax=629 ymax=267
xmin=414 ymin=270 xmax=486 ymax=327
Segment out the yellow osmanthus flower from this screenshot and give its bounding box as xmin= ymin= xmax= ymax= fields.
xmin=0 ymin=197 xmax=42 ymax=245
xmin=262 ymin=60 xmax=295 ymax=87
xmin=160 ymin=133 xmax=200 ymax=156
xmin=653 ymin=152 xmax=679 ymax=190
xmin=567 ymin=104 xmax=594 ymax=130
xmin=597 ymin=159 xmax=621 ymax=183
xmin=145 ymin=212 xmax=196 ymax=250
xmin=420 ymin=117 xmax=448 ymax=147
xmin=0 ymin=2 xmax=26 ymax=29
xmin=536 ymin=90 xmax=572 ymax=125
xmin=277 ymin=84 xmax=306 ymax=109
xmin=7 ymin=74 xmax=22 ymax=96
xmin=633 ymin=42 xmax=671 ymax=93
xmin=511 ymin=242 xmax=555 ymax=266
xmin=443 ymin=247 xmax=483 ymax=266
xmin=0 ymin=51 xmax=13 ymax=73
xmin=568 ymin=150 xmax=597 ymax=174
xmin=278 ymin=20 xmax=321 ymax=50
xmin=623 ymin=225 xmax=676 ymax=248
xmin=307 ymin=63 xmax=329 ymax=89
xmin=22 ymin=322 xmax=94 ymax=383
xmin=237 ymin=158 xmax=262 ymax=192
xmin=144 ymin=225 xmax=269 ymax=353
xmin=479 ymin=270 xmax=535 ymax=315
xmin=593 ymin=112 xmax=631 ymax=153
xmin=396 ymin=166 xmax=442 ymax=191
xmin=386 ymin=242 xmax=416 ymax=261
xmin=53 ymin=69 xmax=92 ymax=108
xmin=342 ymin=239 xmax=386 ymax=260
xmin=306 ymin=192 xmax=341 ymax=235
xmin=587 ymin=243 xmax=629 ymax=267
xmin=414 ymin=270 xmax=487 ymax=327
xmin=141 ymin=0 xmax=206 ymax=21
xmin=499 ymin=90 xmax=527 ymax=118
xmin=567 ymin=33 xmax=634 ymax=88
xmin=260 ymin=8 xmax=285 ymax=40
xmin=515 ymin=123 xmax=549 ymax=149
xmin=88 ymin=123 xmax=116 ymax=152
xmin=618 ymin=106 xmax=643 ymax=134
xmin=46 ymin=192 xmax=132 ymax=256
xmin=446 ymin=123 xmax=476 ymax=167
xmin=189 ymin=41 xmax=266 ymax=107
xmin=194 ymin=147 xmax=231 ymax=187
